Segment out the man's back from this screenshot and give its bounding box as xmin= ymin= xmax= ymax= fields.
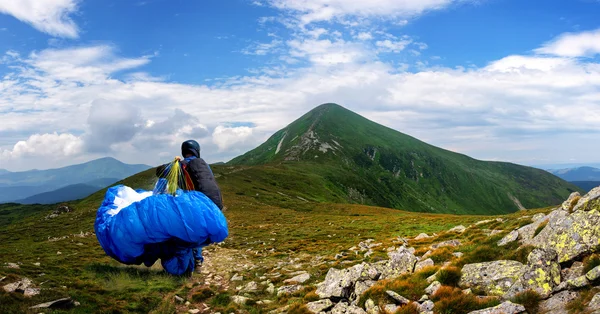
xmin=184 ymin=157 xmax=224 ymax=210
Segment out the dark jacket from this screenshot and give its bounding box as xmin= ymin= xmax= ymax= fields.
xmin=156 ymin=157 xmax=223 ymax=210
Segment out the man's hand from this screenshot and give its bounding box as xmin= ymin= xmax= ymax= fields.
xmin=174 ymin=156 xmax=182 ymax=161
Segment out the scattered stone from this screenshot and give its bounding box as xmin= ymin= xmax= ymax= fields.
xmin=365 ymin=299 xmax=379 ymax=314
xmin=331 ymin=301 xmax=367 ymax=314
xmin=354 ymin=280 xmax=377 ymax=301
xmin=489 ymin=230 xmax=503 ymax=236
xmin=415 ymin=233 xmax=432 ymax=240
xmin=552 ymin=281 xmax=568 ymax=293
xmin=284 ymin=272 xmax=311 ymax=284
xmin=538 ymin=290 xmax=580 ymax=313
xmin=3 ymin=278 xmax=36 ymax=296
xmin=384 ymin=304 xmax=399 ymax=313
xmin=230 ymin=274 xmax=243 ymax=281
xmin=506 ymin=248 xmax=561 ymax=299
xmin=188 ymin=309 xmax=200 ymax=314
xmin=306 ymin=299 xmax=333 ymax=313
xmin=475 ymin=219 xmax=493 ymax=226
xmin=562 ymin=261 xmax=585 ymax=281
xmin=185 ymin=301 xmax=191 ymax=306
xmin=589 ymin=293 xmax=600 ymax=310
xmin=426 ymin=273 xmax=437 ymax=283
xmin=463 ymin=288 xmax=472 ymax=294
xmin=415 ymin=258 xmax=434 ymax=272
xmin=498 ymin=230 xmax=519 ymax=246
xmin=33 ymin=262 xmax=41 ymax=267
xmin=586 ymin=265 xmax=600 ymax=281
xmin=386 ymin=290 xmax=410 ymax=305
xmin=29 ymin=298 xmax=76 ymax=310
xmin=567 ymin=275 xmax=590 ymax=289
xmin=277 ymin=284 xmax=303 ymax=296
xmin=419 ymin=294 xmax=429 ymax=301
xmin=6 ymin=263 xmax=20 ymax=269
xmin=242 ymin=281 xmax=258 ymax=292
xmin=420 ymin=300 xmax=435 ymax=312
xmin=431 ymin=240 xmax=461 ymax=250
xmin=562 ymin=192 xmax=582 ymax=211
xmin=231 ymin=295 xmax=250 ymax=305
xmin=467 ymin=301 xmax=525 ymax=314
xmin=459 ymin=260 xmax=525 ymax=296
xmin=0 ymin=276 xmax=5 ymax=282
xmin=573 ymin=187 xmax=600 ymax=212
xmin=266 ymin=283 xmax=275 ymax=294
xmin=335 ymin=253 xmax=345 ymax=259
xmin=452 ymin=252 xmax=464 ymax=258
xmin=449 ymin=225 xmax=466 ymax=233
xmin=57 ymin=251 xmax=62 ymax=255
xmin=425 ymin=281 xmax=442 ymax=295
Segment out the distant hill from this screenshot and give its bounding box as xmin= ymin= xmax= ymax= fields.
xmin=0 ymin=158 xmax=150 ymax=204
xmin=570 ymin=181 xmax=600 ymax=193
xmin=229 ymin=103 xmax=580 ymax=214
xmin=549 ymin=166 xmax=600 ymax=182
xmin=17 ymin=178 xmax=120 ymax=204
xmin=0 ymin=169 xmax=10 ymax=175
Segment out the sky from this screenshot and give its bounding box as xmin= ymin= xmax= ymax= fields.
xmin=0 ymin=0 xmax=600 ymax=171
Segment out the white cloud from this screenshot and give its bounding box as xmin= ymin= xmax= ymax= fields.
xmin=535 ymin=28 xmax=600 ymax=57
xmin=0 ymin=132 xmax=83 ymax=159
xmin=356 ymin=32 xmax=373 ymax=41
xmin=0 ymin=0 xmax=79 ymax=38
xmin=212 ymin=126 xmax=255 ymax=151
xmin=288 ymin=38 xmax=369 ymax=65
xmin=375 ymin=38 xmax=413 ymax=53
xmin=267 ymin=0 xmax=465 ymax=25
xmin=242 ymin=39 xmax=284 ymax=55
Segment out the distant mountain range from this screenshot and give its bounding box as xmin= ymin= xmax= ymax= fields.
xmin=0 ymin=157 xmax=151 ymax=204
xmin=547 ymin=166 xmax=600 ymax=192
xmin=229 ymin=103 xmax=580 ymax=214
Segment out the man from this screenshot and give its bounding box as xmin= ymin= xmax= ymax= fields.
xmin=156 ymin=139 xmax=224 ymax=273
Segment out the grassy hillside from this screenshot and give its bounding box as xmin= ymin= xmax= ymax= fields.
xmin=230 ymin=103 xmax=580 ymax=215
xmin=1 ymin=164 xmax=573 ymax=313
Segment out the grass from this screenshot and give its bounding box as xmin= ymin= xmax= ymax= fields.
xmin=566 ymin=287 xmax=600 ymax=314
xmin=533 ymin=220 xmax=548 ymax=237
xmin=583 ymin=254 xmax=600 ymax=274
xmin=436 ymin=267 xmax=462 ymax=287
xmin=395 ymin=303 xmax=420 ymax=314
xmin=511 ymin=290 xmax=542 ymax=314
xmin=431 ymin=286 xmax=501 ymax=314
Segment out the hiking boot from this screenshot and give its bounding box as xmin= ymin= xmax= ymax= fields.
xmin=194 ymin=259 xmax=203 ymax=274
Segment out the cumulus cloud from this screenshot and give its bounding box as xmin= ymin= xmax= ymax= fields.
xmin=212 ymin=126 xmax=255 ymax=152
xmin=535 ymin=28 xmax=600 ymax=57
xmin=0 ymin=132 xmax=83 ymax=159
xmin=84 ymin=99 xmax=144 ymax=153
xmin=0 ymin=0 xmax=80 ymax=38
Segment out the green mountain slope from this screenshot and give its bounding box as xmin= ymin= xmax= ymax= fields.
xmin=16 ymin=178 xmax=119 ymax=205
xmin=230 ymin=103 xmax=581 ymax=214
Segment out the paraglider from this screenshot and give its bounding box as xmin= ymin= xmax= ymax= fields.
xmin=94 ymin=152 xmax=228 ymax=275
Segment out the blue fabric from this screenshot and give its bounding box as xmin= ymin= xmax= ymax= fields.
xmin=94 ymin=185 xmax=228 ymax=275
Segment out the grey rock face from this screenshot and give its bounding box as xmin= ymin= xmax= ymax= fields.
xmin=562 ymin=191 xmax=581 ymax=211
xmin=506 ymin=248 xmax=561 ymax=299
xmin=415 ymin=258 xmax=434 ymax=272
xmin=573 ymin=187 xmax=600 ymax=212
xmin=561 ymin=261 xmax=585 ymax=281
xmin=425 ymin=281 xmax=442 ymax=295
xmin=380 ymin=247 xmax=418 ymax=279
xmin=498 ymin=230 xmax=519 ymax=246
xmin=277 ymin=284 xmax=303 ymax=296
xmin=459 ymin=261 xmax=525 ymax=296
xmin=284 ymin=272 xmax=311 ymax=284
xmin=567 ymin=275 xmax=590 ymax=289
xmin=316 ymin=263 xmax=379 ymax=300
xmin=306 ymin=299 xmax=333 ymax=313
xmin=466 ymin=301 xmax=525 ymax=314
xmin=589 ymin=292 xmax=600 ymax=310
xmin=385 ymin=290 xmax=410 ymax=304
xmin=420 ymin=300 xmax=435 ymax=312
xmin=538 ymin=290 xmax=580 ymax=313
xmin=331 ymin=301 xmax=367 ymax=314
xmin=586 ymin=265 xmax=600 ymax=281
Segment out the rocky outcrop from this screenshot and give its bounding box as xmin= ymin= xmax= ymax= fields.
xmin=561 ymin=192 xmax=581 ymax=211
xmin=380 ymin=247 xmax=418 ymax=279
xmin=573 ymin=187 xmax=600 ymax=212
xmin=538 ymin=290 xmax=580 ymax=313
xmin=307 ymin=299 xmax=334 ymax=313
xmin=467 ymin=301 xmax=525 ymax=314
xmin=506 ymin=248 xmax=561 ymax=299
xmin=459 ymin=261 xmax=525 ymax=296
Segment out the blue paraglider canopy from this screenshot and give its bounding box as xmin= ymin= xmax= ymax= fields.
xmin=94 ymin=164 xmax=228 ymax=275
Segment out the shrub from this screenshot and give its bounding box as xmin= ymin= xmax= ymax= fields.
xmin=432 ymin=286 xmax=501 ymax=314
xmin=303 ymin=291 xmax=320 ymax=302
xmin=395 ymin=302 xmax=420 ymax=314
xmin=533 ymin=220 xmax=548 ymax=238
xmin=584 ymin=254 xmax=600 ymax=274
xmin=428 ymin=247 xmax=455 ymax=264
xmin=511 ymin=290 xmax=541 ymax=314
xmin=436 ymin=267 xmax=462 ymax=287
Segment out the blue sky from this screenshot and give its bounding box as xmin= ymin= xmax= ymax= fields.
xmin=1 ymin=0 xmax=600 ymax=171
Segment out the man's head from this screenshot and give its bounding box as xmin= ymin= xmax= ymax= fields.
xmin=181 ymin=140 xmax=200 ymax=158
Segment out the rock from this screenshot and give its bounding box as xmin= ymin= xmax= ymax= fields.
xmin=285 ymin=272 xmax=310 ymax=284
xmin=354 ymin=280 xmax=377 ymax=300
xmin=185 ymin=301 xmax=191 ymax=306
xmin=573 ymin=187 xmax=600 ymax=211
xmin=380 ymin=247 xmax=418 ymax=279
xmin=231 ymin=295 xmax=250 ymax=305
xmin=449 ymin=225 xmax=466 ymax=233
xmin=3 ymin=278 xmax=34 ymax=295
xmin=453 ymin=252 xmax=464 ymax=258
xmin=230 ymin=274 xmax=243 ymax=281
xmin=365 ymin=299 xmax=379 ymax=314
xmin=420 ymin=300 xmax=435 ymax=312
xmin=426 ymin=273 xmax=437 ymax=283
xmin=463 ymin=288 xmax=472 ymax=294
xmin=29 ymin=298 xmax=75 ymax=310
xmin=562 ymin=261 xmax=585 ymax=281
xmin=5 ymin=263 xmax=20 ymax=269
xmin=526 ymin=209 xmax=600 ymax=263
xmin=385 ymin=290 xmax=410 ymax=304
xmin=552 ymin=281 xmax=568 ymax=293
xmin=506 ymin=248 xmax=561 ymax=299
xmin=415 ymin=233 xmax=432 ymax=240
xmin=277 ymin=284 xmax=303 ymax=296
xmin=415 ymin=258 xmax=434 ymax=272
xmin=189 ymin=309 xmax=201 ymax=314
xmin=567 ymin=275 xmax=590 ymax=288
xmin=383 ymin=304 xmax=399 ymax=313
xmin=586 ymin=265 xmax=600 ymax=281
xmin=425 ymin=281 xmax=441 ymax=295
xmin=562 ymin=191 xmax=582 ymax=211
xmin=331 ymin=301 xmax=367 ymax=314
xmin=498 ymin=230 xmax=519 ymax=246
xmin=242 ymin=281 xmax=258 ymax=292
xmin=306 ymin=299 xmax=333 ymax=313
xmin=24 ymin=287 xmax=40 ymax=297
xmin=316 ymin=263 xmax=375 ymax=299
xmin=467 ymin=301 xmax=525 ymax=314
xmin=589 ymin=292 xmax=600 ymax=310
xmin=538 ymin=290 xmax=580 ymax=313
xmin=266 ymin=283 xmax=275 ymax=294
xmin=459 ymin=261 xmax=525 ymax=296
xmin=419 ymin=294 xmax=429 ymax=301
xmin=431 ymin=240 xmax=461 ymax=250
xmin=532 ymin=213 xmax=546 ymax=221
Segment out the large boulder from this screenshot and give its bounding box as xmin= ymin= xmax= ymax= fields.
xmin=506 ymin=248 xmax=561 ymax=299
xmin=538 ymin=290 xmax=580 ymax=313
xmin=562 ymin=192 xmax=581 ymax=211
xmin=467 ymin=301 xmax=525 ymax=314
xmin=379 ymin=247 xmax=417 ymax=279
xmin=316 ymin=263 xmax=379 ymax=300
xmin=459 ymin=261 xmax=525 ymax=296
xmin=306 ymin=299 xmax=334 ymax=313
xmin=518 ymin=210 xmax=568 ymax=245
xmin=526 ymin=209 xmax=600 ymax=263
xmin=573 ymin=187 xmax=600 ymax=212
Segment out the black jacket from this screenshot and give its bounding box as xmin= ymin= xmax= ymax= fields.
xmin=156 ymin=158 xmax=223 ymax=210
